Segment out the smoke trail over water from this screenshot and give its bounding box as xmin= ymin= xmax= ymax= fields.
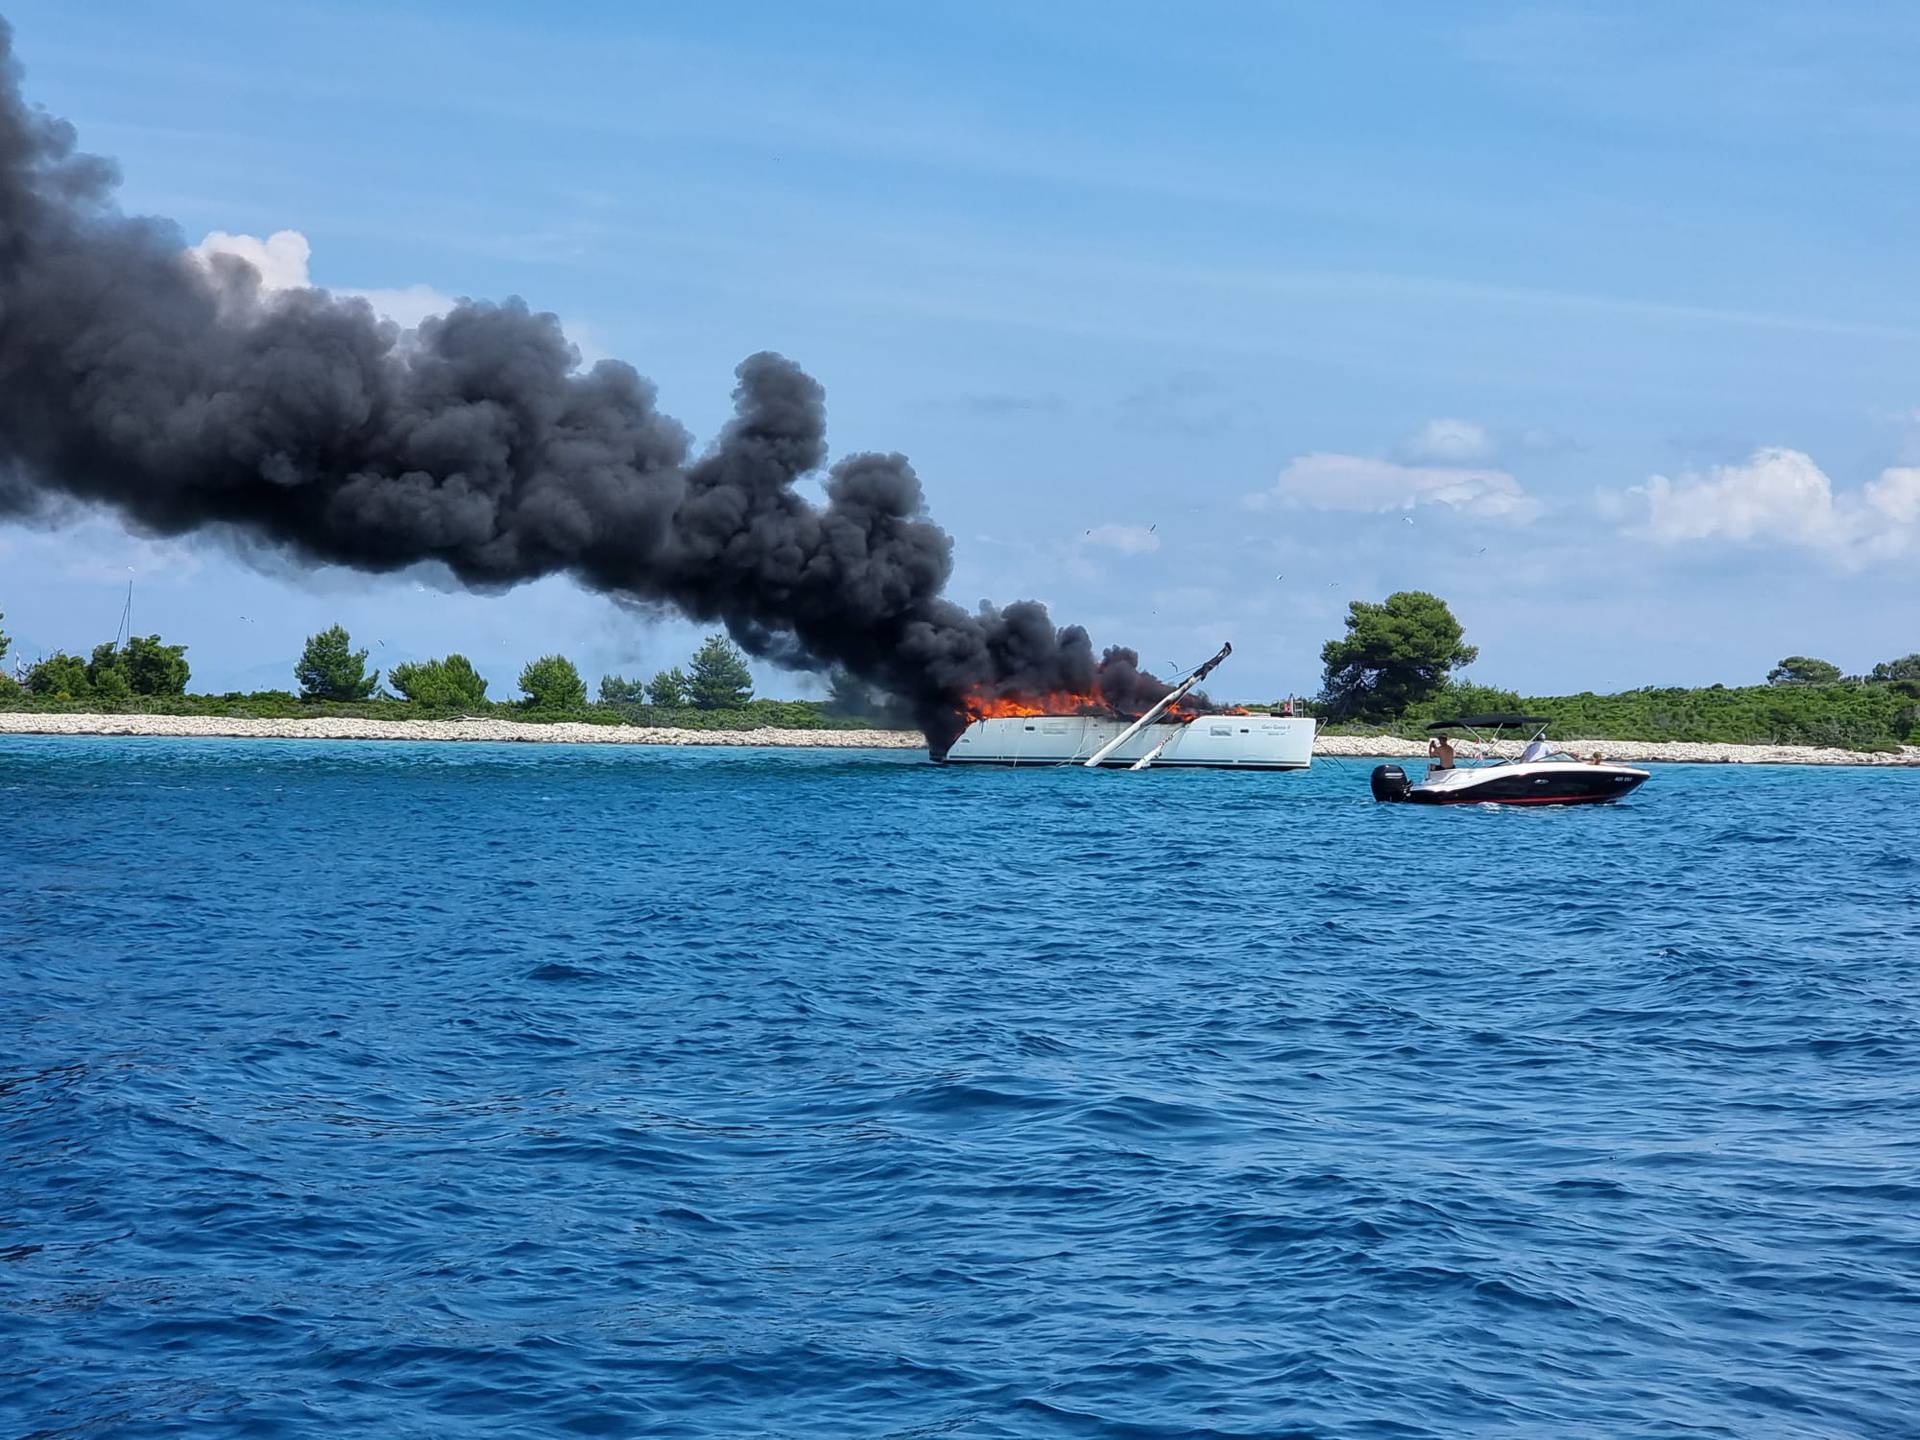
xmin=0 ymin=20 xmax=1182 ymax=751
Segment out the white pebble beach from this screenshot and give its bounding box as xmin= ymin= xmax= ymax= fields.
xmin=2 ymin=711 xmax=1917 ymax=765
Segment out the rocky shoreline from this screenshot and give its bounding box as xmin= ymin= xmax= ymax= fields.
xmin=1313 ymin=732 xmax=1920 ymax=767
xmin=2 ymin=710 xmax=1917 ymax=765
xmin=0 ymin=711 xmax=923 ymax=749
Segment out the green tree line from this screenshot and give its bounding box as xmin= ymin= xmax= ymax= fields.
xmin=6 ymin=596 xmax=1915 ymax=748
xmin=4 ymin=634 xmax=192 ymax=701
xmin=1311 ymin=591 xmax=1920 ymax=750
xmin=1 ymin=616 xmax=894 ymax=731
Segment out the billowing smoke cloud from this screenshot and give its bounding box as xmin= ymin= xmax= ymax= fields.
xmin=0 ymin=20 xmax=1183 ymax=752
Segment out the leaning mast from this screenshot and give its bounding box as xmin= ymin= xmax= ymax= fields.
xmin=1081 ymin=641 xmax=1232 ymax=768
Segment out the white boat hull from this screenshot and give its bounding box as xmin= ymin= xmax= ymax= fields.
xmin=1373 ymin=759 xmax=1650 ymax=805
xmin=941 ymin=714 xmax=1316 ymax=769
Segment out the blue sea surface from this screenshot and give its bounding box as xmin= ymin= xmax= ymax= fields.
xmin=3 ymin=738 xmax=1918 ymax=1438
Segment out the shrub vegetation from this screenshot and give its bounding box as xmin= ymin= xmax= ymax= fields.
xmin=1322 ymin=677 xmax=1920 ymax=750
xmin=24 ymin=651 xmax=92 ymax=699
xmin=390 ymin=654 xmax=489 ymax=709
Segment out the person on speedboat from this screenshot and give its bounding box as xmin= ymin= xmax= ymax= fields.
xmin=1519 ymin=735 xmax=1550 ymax=763
xmin=1427 ymin=734 xmax=1456 ymax=771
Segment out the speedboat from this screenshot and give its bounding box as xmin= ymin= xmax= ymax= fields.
xmin=1370 ymin=714 xmax=1649 ymax=806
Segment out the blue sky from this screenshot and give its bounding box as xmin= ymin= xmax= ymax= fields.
xmin=3 ymin=0 xmax=1917 ymax=700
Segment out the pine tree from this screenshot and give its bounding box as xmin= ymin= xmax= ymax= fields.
xmin=518 ymin=654 xmax=587 ymax=710
xmin=1320 ymin=592 xmax=1476 ymax=722
xmin=296 ymin=625 xmax=379 ymax=701
xmin=122 ymin=635 xmax=191 ymax=695
xmin=598 ymin=674 xmax=647 ymax=705
xmin=686 ymin=635 xmax=753 ymax=710
xmin=645 ymin=667 xmax=690 ymax=706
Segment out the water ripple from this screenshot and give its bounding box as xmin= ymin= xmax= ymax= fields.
xmin=2 ymin=738 xmax=1918 ymax=1437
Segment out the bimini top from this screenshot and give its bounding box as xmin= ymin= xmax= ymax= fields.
xmin=1426 ymin=714 xmax=1551 ymax=731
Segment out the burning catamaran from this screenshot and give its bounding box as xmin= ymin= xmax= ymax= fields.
xmin=937 ymin=643 xmax=1317 ymax=770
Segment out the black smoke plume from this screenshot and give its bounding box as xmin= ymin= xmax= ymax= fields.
xmin=0 ymin=20 xmax=1187 ymax=753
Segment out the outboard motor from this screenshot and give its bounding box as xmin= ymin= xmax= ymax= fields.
xmin=1370 ymin=763 xmax=1412 ymax=803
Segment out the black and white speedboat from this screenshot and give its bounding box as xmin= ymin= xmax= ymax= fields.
xmin=1370 ymin=715 xmax=1649 ymax=806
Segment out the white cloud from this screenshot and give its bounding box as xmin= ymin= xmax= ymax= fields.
xmin=1865 ymin=467 xmax=1920 ymax=525
xmin=189 ymin=229 xmax=456 ymax=328
xmin=560 ymin=316 xmax=614 ymax=368
xmin=1616 ymin=447 xmax=1919 ymax=565
xmin=1401 ymin=417 xmax=1493 ymax=463
xmin=349 ymin=284 xmax=459 ymax=329
xmin=188 ymin=231 xmax=620 ymax=363
xmin=1633 ymin=447 xmax=1836 ymax=544
xmin=1080 ymin=522 xmax=1161 ymax=555
xmin=1249 ymin=452 xmax=1537 ymax=520
xmin=191 ymin=229 xmax=313 ymax=290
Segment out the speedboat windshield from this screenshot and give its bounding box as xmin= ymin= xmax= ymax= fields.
xmin=1427 ymin=715 xmax=1554 ymax=764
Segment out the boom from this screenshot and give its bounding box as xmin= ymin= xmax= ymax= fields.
xmin=1081 ymin=642 xmax=1232 ymax=768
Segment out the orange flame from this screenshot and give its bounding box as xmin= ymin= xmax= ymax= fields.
xmin=961 ymin=690 xmax=1203 ymax=724
xmin=962 ymin=690 xmax=1102 ymax=721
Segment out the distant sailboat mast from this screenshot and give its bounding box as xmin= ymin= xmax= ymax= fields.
xmin=113 ymin=579 xmax=133 ymax=652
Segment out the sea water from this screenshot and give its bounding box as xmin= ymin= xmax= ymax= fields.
xmin=3 ymin=738 xmax=1917 ymax=1438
